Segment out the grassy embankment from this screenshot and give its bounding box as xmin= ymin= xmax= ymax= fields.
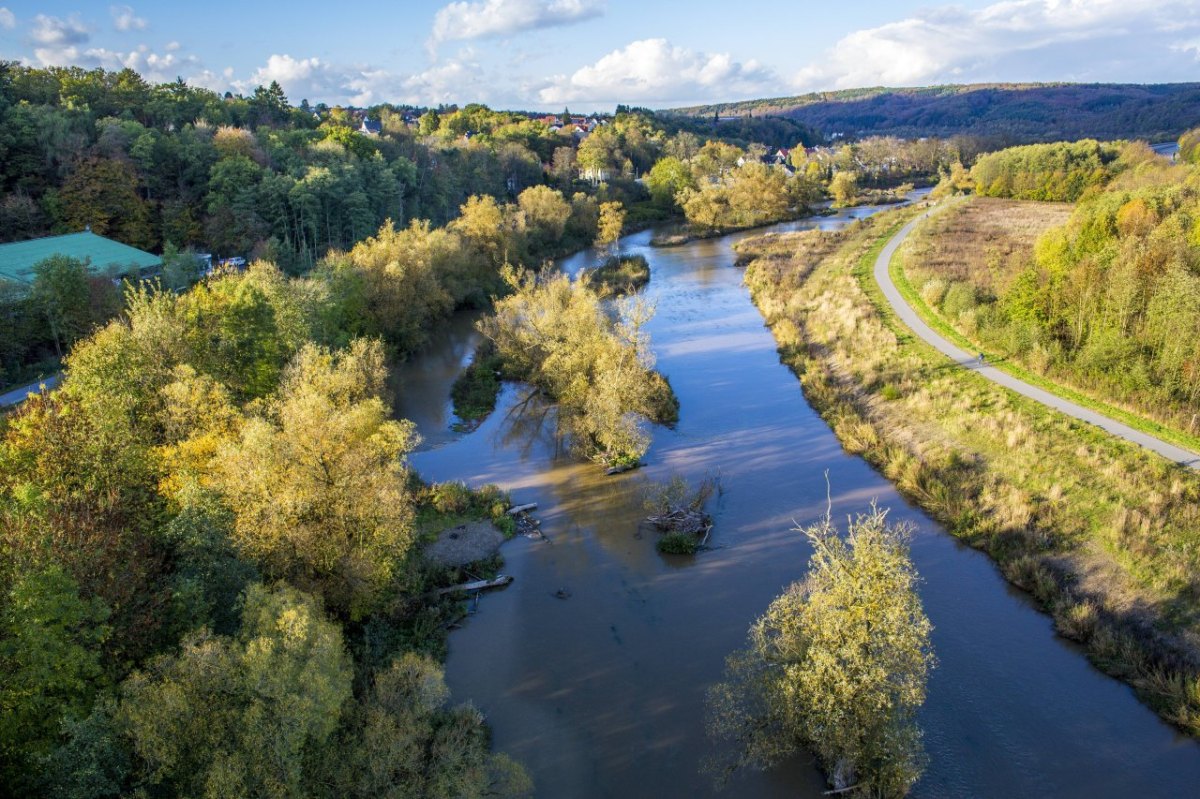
xmin=738 ymin=208 xmax=1200 ymax=735
xmin=893 ymin=196 xmax=1200 ymax=454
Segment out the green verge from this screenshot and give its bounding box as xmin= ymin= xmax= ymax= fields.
xmin=888 ymin=213 xmax=1200 ymax=456
xmin=742 ymin=209 xmax=1200 ymax=737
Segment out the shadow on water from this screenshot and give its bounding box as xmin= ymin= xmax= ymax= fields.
xmin=391 ymin=194 xmax=1200 ymax=798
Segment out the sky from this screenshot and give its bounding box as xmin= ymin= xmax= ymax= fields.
xmin=1 ymin=0 xmax=1199 ymax=111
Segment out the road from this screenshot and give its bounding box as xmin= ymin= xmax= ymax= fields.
xmin=0 ymin=373 xmax=61 ymax=408
xmin=874 ymin=210 xmax=1200 ymax=470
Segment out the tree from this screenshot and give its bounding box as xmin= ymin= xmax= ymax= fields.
xmin=518 ymin=185 xmax=571 ymax=254
xmin=480 ymin=272 xmax=676 ymax=468
xmin=331 ymin=653 xmax=532 ymax=798
xmin=56 ymin=157 xmax=154 ymax=250
xmin=119 ymin=584 xmax=352 ymax=798
xmin=829 ymin=170 xmax=859 ymax=207
xmin=708 ymin=506 xmax=935 ymax=796
xmin=0 ymin=566 xmax=110 ymax=788
xmin=30 ymin=254 xmax=93 ymax=357
xmin=646 ymin=156 xmax=695 ymax=209
xmin=209 ymin=340 xmax=420 ymax=615
xmin=595 ymin=200 xmax=625 ymax=257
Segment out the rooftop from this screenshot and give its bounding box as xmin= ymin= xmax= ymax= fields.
xmin=0 ymin=232 xmax=161 ymax=285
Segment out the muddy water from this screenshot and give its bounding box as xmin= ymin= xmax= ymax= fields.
xmin=393 ymin=201 xmax=1200 ymax=797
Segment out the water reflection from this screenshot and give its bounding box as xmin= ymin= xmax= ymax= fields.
xmin=391 ymin=195 xmax=1200 ymax=798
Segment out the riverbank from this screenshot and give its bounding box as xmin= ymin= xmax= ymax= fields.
xmin=738 ymin=209 xmax=1200 ymax=735
xmin=649 ymin=206 xmax=834 ymax=247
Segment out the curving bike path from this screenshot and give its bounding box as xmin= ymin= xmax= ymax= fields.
xmin=874 ymin=209 xmax=1200 ymax=470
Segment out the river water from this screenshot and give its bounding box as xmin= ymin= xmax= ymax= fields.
xmin=392 ymin=200 xmax=1200 ymax=797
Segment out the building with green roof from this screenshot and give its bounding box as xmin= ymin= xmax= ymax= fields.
xmin=0 ymin=231 xmax=161 ymax=287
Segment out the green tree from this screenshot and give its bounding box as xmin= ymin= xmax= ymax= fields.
xmin=708 ymin=506 xmax=934 ymax=796
xmin=30 ymin=254 xmax=93 ymax=357
xmin=646 ymin=156 xmax=696 ymax=209
xmin=0 ymin=566 xmax=110 ymax=787
xmin=119 ymin=583 xmax=352 ymax=798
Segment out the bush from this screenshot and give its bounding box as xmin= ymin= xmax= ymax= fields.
xmin=656 ymin=532 xmax=700 ymax=555
xmin=430 ymin=481 xmax=473 ymax=515
xmin=941 ymin=282 xmax=977 ymax=320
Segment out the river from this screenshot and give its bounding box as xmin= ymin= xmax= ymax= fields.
xmin=391 ymin=199 xmax=1200 ymax=797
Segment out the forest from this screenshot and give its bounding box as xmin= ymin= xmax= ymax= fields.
xmin=670 ymin=82 xmax=1200 ymax=143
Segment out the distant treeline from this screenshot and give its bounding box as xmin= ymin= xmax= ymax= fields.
xmin=0 ymin=64 xmax=716 ymax=270
xmin=667 ymin=83 xmax=1200 ymax=144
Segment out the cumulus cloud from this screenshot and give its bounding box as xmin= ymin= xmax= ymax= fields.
xmin=66 ymin=43 xmax=200 ymax=83
xmin=0 ymin=8 xmax=15 ymax=29
xmin=430 ymin=0 xmax=602 ymax=49
xmin=538 ymin=38 xmax=775 ymax=105
xmin=30 ymin=14 xmax=90 ymax=65
xmin=110 ymin=5 xmax=148 ymax=32
xmin=793 ymin=0 xmax=1200 ymax=91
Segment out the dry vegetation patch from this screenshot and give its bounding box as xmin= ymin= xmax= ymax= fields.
xmin=901 ymin=196 xmax=1072 ymax=294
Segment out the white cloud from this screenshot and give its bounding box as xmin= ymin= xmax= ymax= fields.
xmin=110 ymin=5 xmax=147 ymax=32
xmin=793 ymin=0 xmax=1200 ymax=91
xmin=30 ymin=13 xmax=88 ymax=45
xmin=0 ymin=8 xmax=15 ymax=29
xmin=430 ymin=0 xmax=602 ymax=48
xmin=30 ymin=14 xmax=90 ymax=66
xmin=72 ymin=43 xmax=200 ymax=83
xmin=538 ymin=38 xmax=776 ymax=105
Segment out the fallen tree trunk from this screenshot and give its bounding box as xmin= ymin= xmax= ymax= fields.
xmin=507 ymin=502 xmax=538 ymax=515
xmin=434 ymin=574 xmax=514 ymax=596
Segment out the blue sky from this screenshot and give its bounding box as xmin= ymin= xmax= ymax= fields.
xmin=1 ymin=0 xmax=1199 ymax=111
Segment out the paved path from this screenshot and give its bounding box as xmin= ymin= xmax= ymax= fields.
xmin=0 ymin=372 xmax=61 ymax=408
xmin=875 ymin=209 xmax=1200 ymax=470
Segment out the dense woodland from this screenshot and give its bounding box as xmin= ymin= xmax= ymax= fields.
xmin=672 ymin=82 xmax=1200 ymax=143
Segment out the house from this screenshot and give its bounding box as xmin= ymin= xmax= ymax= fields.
xmin=0 ymin=230 xmax=162 ymax=290
xmin=359 ymin=118 xmax=382 ymax=136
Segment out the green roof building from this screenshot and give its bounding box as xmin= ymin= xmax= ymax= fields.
xmin=0 ymin=231 xmax=161 ymax=286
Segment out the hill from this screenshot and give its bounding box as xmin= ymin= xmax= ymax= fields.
xmin=666 ymin=83 xmax=1200 ymax=143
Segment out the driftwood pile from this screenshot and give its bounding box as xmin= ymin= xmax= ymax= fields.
xmin=507 ymin=502 xmax=546 ymax=539
xmin=643 ymin=474 xmax=719 ymax=552
xmin=646 ymin=506 xmax=712 ymax=537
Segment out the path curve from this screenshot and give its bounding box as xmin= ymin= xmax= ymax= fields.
xmin=874 ymin=209 xmax=1200 ymax=470
xmin=0 ymin=373 xmax=61 ymax=408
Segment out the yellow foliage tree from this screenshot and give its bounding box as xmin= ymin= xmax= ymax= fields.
xmin=210 ymin=339 xmax=419 ymax=615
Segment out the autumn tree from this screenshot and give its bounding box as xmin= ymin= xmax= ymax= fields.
xmin=209 ymin=339 xmax=419 ymax=615
xmin=480 ymin=271 xmax=676 ymax=468
xmin=329 ymin=652 xmax=532 ymax=798
xmin=829 ymin=170 xmax=859 ymax=207
xmin=56 ymin=157 xmax=153 ymax=250
xmin=595 ymin=200 xmax=625 ymax=257
xmin=708 ymin=507 xmax=935 ymax=796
